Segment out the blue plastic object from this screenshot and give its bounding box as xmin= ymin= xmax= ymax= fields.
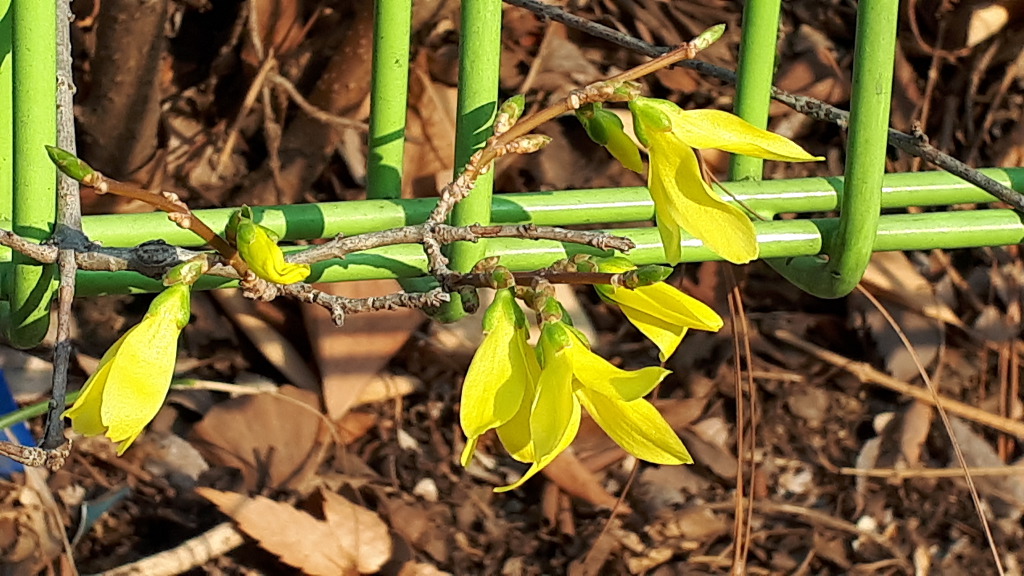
xmin=0 ymin=368 xmax=35 ymax=476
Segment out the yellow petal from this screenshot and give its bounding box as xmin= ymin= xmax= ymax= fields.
xmin=669 ymin=108 xmax=823 ymax=161
xmin=460 ymin=437 xmax=480 ymax=467
xmin=562 ymin=328 xmax=669 ymax=402
xmin=649 ymin=134 xmax=759 ymax=264
xmin=460 ymin=290 xmax=536 ymax=465
xmin=651 ymin=189 xmax=684 ymax=265
xmin=495 ymin=345 xmax=581 ymax=492
xmin=459 ymin=319 xmax=521 ymax=439
xmin=495 ymin=331 xmax=541 ymax=462
xmin=614 ymin=283 xmax=723 ymax=331
xmin=63 ymin=329 xmax=133 ymax=436
xmin=576 ymin=389 xmax=692 ymax=465
xmin=601 ymin=282 xmax=723 ymax=361
xmin=100 ymin=314 xmax=182 ymax=453
xmin=529 ymin=348 xmax=579 ymax=463
xmin=617 ymin=306 xmax=688 ymax=364
xmin=236 ymin=217 xmax=311 ymax=284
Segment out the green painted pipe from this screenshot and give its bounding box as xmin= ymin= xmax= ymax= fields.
xmin=437 ymin=0 xmax=502 ymax=321
xmin=70 ymin=208 xmax=1024 ymax=297
xmin=77 ymin=167 xmax=1024 ymax=247
xmin=367 ymin=0 xmax=412 ymax=200
xmin=6 ymin=0 xmax=57 ymax=348
xmin=729 ymin=0 xmax=781 ymax=181
xmin=767 ymin=0 xmax=899 ymax=298
xmin=0 ymin=0 xmax=12 ymax=334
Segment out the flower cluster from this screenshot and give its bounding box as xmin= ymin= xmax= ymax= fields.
xmin=460 ymin=259 xmax=723 ymax=491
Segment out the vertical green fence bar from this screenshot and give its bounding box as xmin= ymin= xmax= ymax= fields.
xmin=436 ymin=0 xmax=502 ymax=322
xmin=367 ymin=0 xmax=412 ymax=200
xmin=766 ymin=0 xmax=898 ymax=298
xmin=0 ymin=0 xmax=13 ymax=318
xmin=729 ymin=0 xmax=781 ymax=182
xmin=6 ymin=0 xmax=57 ymax=348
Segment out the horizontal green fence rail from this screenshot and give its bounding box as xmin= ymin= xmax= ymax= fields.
xmin=0 ymin=167 xmax=1014 ymax=297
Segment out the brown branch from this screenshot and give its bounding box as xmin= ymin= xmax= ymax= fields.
xmin=81 ymin=174 xmax=249 ymax=274
xmin=0 ymin=440 xmax=71 ymax=471
xmin=279 ymin=283 xmax=449 ymax=326
xmin=43 ymin=0 xmax=82 ymax=453
xmin=457 ymin=270 xmax=623 ymax=288
xmin=268 ymin=73 xmax=369 ymax=132
xmin=0 ymin=229 xmax=58 ymax=263
xmin=293 ymin=223 xmax=635 ymax=264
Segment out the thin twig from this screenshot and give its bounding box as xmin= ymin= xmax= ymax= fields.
xmin=0 ymin=441 xmax=72 ymax=470
xmin=840 ymin=465 xmax=1024 ymax=480
xmin=42 ymin=0 xmax=83 ymax=453
xmin=425 ymin=38 xmax=710 ymax=228
xmin=854 ymin=286 xmax=1004 ymax=576
xmin=502 ymin=0 xmax=1024 ymax=212
xmin=293 ymin=223 xmax=634 ymax=264
xmin=279 ymin=283 xmax=450 ymax=327
xmin=771 ymin=328 xmax=1024 ymax=438
xmin=83 ymin=175 xmax=246 ymax=272
xmin=215 ymin=53 xmax=277 ymax=178
xmin=100 ymin=522 xmax=245 ymax=576
xmin=0 ymin=229 xmax=57 ymax=262
xmin=268 ymin=73 xmax=369 ymax=131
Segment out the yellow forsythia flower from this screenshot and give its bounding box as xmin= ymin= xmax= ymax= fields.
xmin=495 ymin=320 xmax=691 ymax=492
xmin=629 ymin=97 xmax=822 ymax=265
xmin=460 ymin=288 xmax=540 ymax=466
xmin=594 ymin=256 xmax=723 ymax=361
xmin=233 ymin=206 xmax=310 ymax=284
xmin=64 ymin=282 xmax=192 ymax=454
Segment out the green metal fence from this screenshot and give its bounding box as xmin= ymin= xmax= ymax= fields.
xmin=2 ymin=0 xmax=1023 ymax=347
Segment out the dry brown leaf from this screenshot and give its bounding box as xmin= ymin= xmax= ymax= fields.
xmin=354 ymin=373 xmax=421 ymax=406
xmin=540 ymin=451 xmax=628 ymax=512
xmin=855 ymin=294 xmax=943 ymax=381
xmin=947 ymin=418 xmax=1024 ymax=519
xmin=397 ymin=561 xmax=452 ymax=576
xmin=337 ymin=411 xmax=379 ymax=445
xmin=676 ymin=429 xmax=737 ymax=481
xmin=861 ymin=252 xmax=962 ymax=327
xmin=321 ymin=490 xmax=393 ymax=574
xmin=190 ymin=385 xmax=328 ymax=492
xmin=382 ymin=499 xmax=449 ymax=563
xmin=858 ymin=252 xmax=949 ymax=380
xmin=0 ymin=470 xmax=64 ymax=576
xmin=648 ymin=505 xmax=730 ymax=542
xmin=303 ymin=280 xmax=423 ymax=421
xmin=197 ymin=487 xmax=392 ymax=575
xmin=213 ymin=289 xmax=319 ymax=390
xmin=898 ymin=400 xmax=934 ymax=469
xmin=407 ymin=60 xmax=458 ymax=198
xmin=966 ymin=3 xmax=1010 ymax=47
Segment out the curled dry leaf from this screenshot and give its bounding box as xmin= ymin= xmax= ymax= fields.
xmin=197 ymin=487 xmax=392 ymax=576
xmin=0 ymin=472 xmax=64 ymax=575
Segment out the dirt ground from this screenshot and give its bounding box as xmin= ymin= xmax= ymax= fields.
xmin=3 ymin=0 xmax=1024 ymax=574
